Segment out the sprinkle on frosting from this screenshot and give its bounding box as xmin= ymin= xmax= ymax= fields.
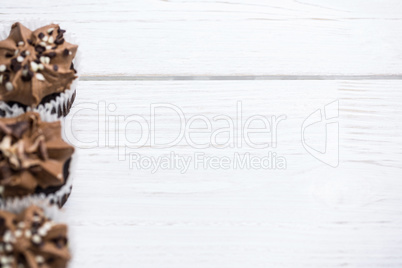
xmin=0 ymin=205 xmax=70 ymax=268
xmin=0 ymin=22 xmax=78 ymax=107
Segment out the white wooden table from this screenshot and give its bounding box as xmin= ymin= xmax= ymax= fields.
xmin=3 ymin=1 xmax=402 ymax=267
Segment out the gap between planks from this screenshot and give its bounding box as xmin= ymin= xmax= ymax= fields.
xmin=80 ymin=75 xmax=402 ymax=81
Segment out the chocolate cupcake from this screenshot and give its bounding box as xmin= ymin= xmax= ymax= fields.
xmin=0 ymin=204 xmax=71 ymax=268
xmin=0 ymin=112 xmax=74 ymax=207
xmin=0 ymin=22 xmax=79 ymax=120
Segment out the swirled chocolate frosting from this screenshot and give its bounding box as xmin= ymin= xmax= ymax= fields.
xmin=0 ymin=112 xmax=74 ymax=198
xmin=0 ymin=22 xmax=78 ymax=107
xmin=0 ymin=205 xmax=70 ymax=268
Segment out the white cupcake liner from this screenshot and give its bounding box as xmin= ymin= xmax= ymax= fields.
xmin=0 ymin=196 xmax=75 ymax=266
xmin=0 ymin=154 xmax=77 ymax=208
xmin=0 ymin=196 xmax=67 ymax=221
xmin=0 ymin=19 xmax=82 ymax=122
xmin=0 ymin=87 xmax=77 ymax=122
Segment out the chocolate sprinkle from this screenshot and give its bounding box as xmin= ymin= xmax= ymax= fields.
xmin=46 ymin=52 xmax=56 ymax=58
xmin=20 ymin=51 xmax=26 ymax=57
xmin=10 ymin=58 xmax=21 ymax=72
xmin=38 ymin=32 xmax=45 ymax=39
xmin=35 ymin=45 xmax=45 ymax=54
xmin=54 ymin=38 xmax=65 ymax=45
xmin=21 ymin=75 xmax=31 ymax=82
xmin=21 ymin=70 xmax=33 ymax=82
xmin=53 ymin=64 xmax=58 ymax=71
xmin=27 ymin=39 xmax=33 ymax=45
xmin=63 ymin=49 xmax=69 ymax=56
xmin=53 ymin=236 xmax=67 ymax=249
xmin=5 ymin=52 xmax=13 ymax=58
xmin=57 ymin=28 xmax=66 ymax=35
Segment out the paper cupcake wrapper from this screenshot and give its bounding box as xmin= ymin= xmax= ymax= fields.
xmin=0 ymin=153 xmax=77 ymax=208
xmin=0 ymin=196 xmax=67 ymax=221
xmin=0 ymin=19 xmax=82 ymax=122
xmin=0 ymin=196 xmax=75 ymax=265
xmin=0 ymin=87 xmax=77 ymax=122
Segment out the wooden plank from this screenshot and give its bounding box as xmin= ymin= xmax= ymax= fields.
xmin=1 ymin=0 xmax=402 ymax=76
xmin=64 ymin=80 xmax=402 ymax=267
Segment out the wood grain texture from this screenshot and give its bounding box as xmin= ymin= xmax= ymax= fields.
xmin=0 ymin=0 xmax=402 ymax=76
xmin=3 ymin=1 xmax=402 ymax=267
xmin=64 ymin=80 xmax=402 ymax=268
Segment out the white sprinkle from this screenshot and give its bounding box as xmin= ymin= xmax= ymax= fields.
xmin=32 ymin=234 xmax=41 ymax=244
xmin=3 ymin=264 xmax=11 ymax=268
xmin=14 ymin=49 xmax=19 ymax=56
xmin=18 ymin=41 xmax=24 ymax=46
xmin=46 ymin=45 xmax=52 ymax=50
xmin=25 ymin=229 xmax=31 ymax=238
xmin=39 ymin=42 xmax=46 ymax=47
xmin=38 ymin=227 xmax=47 ymax=236
xmin=22 ymin=69 xmax=28 ymax=77
xmin=5 ymin=244 xmax=12 ymax=252
xmin=30 ymin=61 xmax=38 ymax=72
xmin=0 ymin=65 xmax=6 ymax=72
xmin=1 ymin=256 xmax=7 ymax=264
xmin=5 ymin=82 xmax=13 ymax=91
xmin=18 ymin=264 xmax=25 ymax=268
xmin=14 ymin=229 xmax=22 ymax=238
xmin=35 ymin=255 xmax=44 ymax=264
xmin=48 ymin=36 xmax=54 ymax=44
xmin=17 ymin=56 xmax=24 ymax=63
xmin=41 ymin=56 xmax=51 ymax=65
xmin=3 ymin=230 xmax=12 ymax=243
xmin=69 ymin=51 xmax=72 ymax=55
xmin=36 ymin=73 xmax=45 ymax=81
xmin=25 ymin=51 xmax=30 ymax=56
xmin=33 ymin=215 xmax=41 ymax=222
xmin=38 ymin=64 xmax=44 ymax=71
xmin=42 ymin=35 xmax=48 ymax=42
xmin=0 ymin=244 xmax=3 ymax=252
xmin=0 ymin=75 xmax=2 ymax=85
xmin=57 ymin=173 xmax=62 ymax=179
xmin=43 ymin=222 xmax=52 ymax=231
xmin=17 ymin=222 xmax=25 ymax=229
xmin=47 ymin=28 xmax=54 ymax=34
